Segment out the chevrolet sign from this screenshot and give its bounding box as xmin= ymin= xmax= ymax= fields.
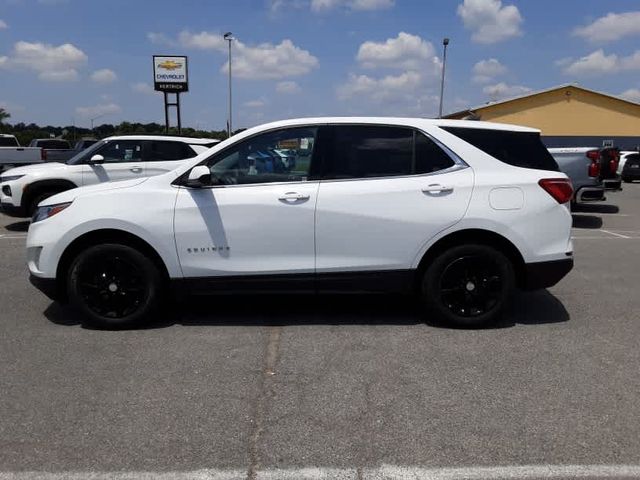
xmin=153 ymin=55 xmax=189 ymax=93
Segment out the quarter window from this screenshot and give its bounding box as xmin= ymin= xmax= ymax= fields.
xmin=206 ymin=127 xmax=317 ymax=185
xmin=95 ymin=140 xmax=143 ymax=163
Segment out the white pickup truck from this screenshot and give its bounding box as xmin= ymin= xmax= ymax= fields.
xmin=0 ymin=134 xmax=43 ymax=172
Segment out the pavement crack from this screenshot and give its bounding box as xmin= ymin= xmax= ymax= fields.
xmin=247 ymin=325 xmax=282 ymax=480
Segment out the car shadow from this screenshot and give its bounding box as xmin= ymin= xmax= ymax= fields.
xmin=572 ymin=203 xmax=619 ymax=214
xmin=44 ymin=290 xmax=569 ymax=330
xmin=5 ymin=220 xmax=29 ymax=232
xmin=572 ymin=214 xmax=603 ymax=229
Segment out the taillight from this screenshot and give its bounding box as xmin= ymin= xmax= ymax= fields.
xmin=539 ymin=178 xmax=573 ymax=204
xmin=40 ymin=149 xmax=47 ymax=161
xmin=586 ymin=150 xmax=600 ymax=161
xmin=609 ymin=153 xmax=619 ymax=174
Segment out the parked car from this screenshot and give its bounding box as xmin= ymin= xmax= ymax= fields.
xmin=73 ymin=138 xmax=99 ymax=151
xmin=26 ymin=118 xmax=573 ymax=329
xmin=548 ymin=147 xmax=605 ymax=204
xmin=0 ymin=134 xmax=45 ymax=172
xmin=28 ymin=138 xmax=76 ymax=163
xmin=621 ymin=152 xmax=640 ymax=182
xmin=0 ymin=135 xmax=219 ymax=217
xmin=618 ymin=151 xmax=639 ymax=177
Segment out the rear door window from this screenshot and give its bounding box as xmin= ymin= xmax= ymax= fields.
xmin=147 ymin=141 xmax=197 ymax=161
xmin=442 ymin=127 xmax=559 ymax=171
xmin=0 ymin=137 xmax=19 ymax=147
xmin=415 ymin=132 xmax=455 ymax=174
xmin=323 ymin=126 xmax=413 ymax=179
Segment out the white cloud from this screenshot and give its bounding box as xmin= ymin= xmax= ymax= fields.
xmin=0 ymin=19 xmax=8 ymax=29
xmin=483 ymin=82 xmax=531 ymax=100
xmin=276 ymin=80 xmax=301 ymax=94
xmin=561 ymin=49 xmax=640 ymax=77
xmin=90 ymin=68 xmax=117 ymax=84
xmin=620 ymin=88 xmax=640 ymax=103
xmin=75 ymin=103 xmax=122 ymax=118
xmin=472 ymin=58 xmax=508 ymax=83
xmin=457 ymin=0 xmax=523 ymax=44
xmin=147 ymin=32 xmax=174 ymax=46
xmin=244 ymin=99 xmax=266 ymax=108
xmin=168 ymin=31 xmax=319 ymax=80
xmin=0 ymin=41 xmax=87 ymax=82
xmin=574 ymin=11 xmax=640 ymax=44
xmin=311 ymin=0 xmax=394 ymax=12
xmin=131 ymin=82 xmax=154 ymax=95
xmin=356 ymin=32 xmax=437 ymax=71
xmin=337 ymin=32 xmax=442 ymax=115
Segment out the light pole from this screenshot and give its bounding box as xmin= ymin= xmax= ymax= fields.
xmin=90 ymin=113 xmax=106 ymax=132
xmin=223 ymin=32 xmax=234 ymax=137
xmin=438 ymin=37 xmax=450 ymax=119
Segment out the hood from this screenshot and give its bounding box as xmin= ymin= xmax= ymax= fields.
xmin=41 ymin=177 xmax=150 ymax=206
xmin=1 ymin=162 xmax=67 ymax=177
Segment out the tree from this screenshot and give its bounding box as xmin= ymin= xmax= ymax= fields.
xmin=0 ymin=107 xmax=9 ymax=125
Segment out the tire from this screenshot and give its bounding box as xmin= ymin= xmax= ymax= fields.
xmin=67 ymin=243 xmax=163 ymax=329
xmin=622 ymin=176 xmax=631 ymax=183
xmin=28 ymin=191 xmax=58 ymax=217
xmin=421 ymin=244 xmax=514 ymax=328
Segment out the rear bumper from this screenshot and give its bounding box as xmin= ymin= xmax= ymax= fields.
xmin=574 ymin=186 xmax=605 ymax=203
xmin=522 ymin=258 xmax=573 ymax=290
xmin=0 ymin=202 xmax=28 ymax=217
xmin=29 ymin=274 xmax=61 ymax=301
xmin=603 ymin=178 xmax=622 ymax=191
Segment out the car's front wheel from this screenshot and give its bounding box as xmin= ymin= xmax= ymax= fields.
xmin=421 ymin=244 xmax=514 ymax=328
xmin=67 ymin=243 xmax=163 ymax=329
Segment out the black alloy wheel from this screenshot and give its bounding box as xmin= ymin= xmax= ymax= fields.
xmin=68 ymin=244 xmax=163 ymax=328
xmin=422 ymin=244 xmax=514 ymax=327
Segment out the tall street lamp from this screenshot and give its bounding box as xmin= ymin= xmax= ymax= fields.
xmin=90 ymin=113 xmax=107 ymax=132
xmin=438 ymin=37 xmax=450 ymax=119
xmin=223 ymin=32 xmax=234 ymax=137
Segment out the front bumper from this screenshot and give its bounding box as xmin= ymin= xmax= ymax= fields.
xmin=522 ymin=257 xmax=574 ymax=290
xmin=0 ymin=202 xmax=28 ymax=217
xmin=29 ymin=274 xmax=61 ymax=301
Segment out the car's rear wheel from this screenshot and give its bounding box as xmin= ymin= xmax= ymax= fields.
xmin=421 ymin=244 xmax=514 ymax=328
xmin=67 ymin=243 xmax=163 ymax=329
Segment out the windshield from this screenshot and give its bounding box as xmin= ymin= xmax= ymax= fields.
xmin=66 ymin=140 xmax=106 ymax=165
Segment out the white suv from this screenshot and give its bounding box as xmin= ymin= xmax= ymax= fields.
xmin=0 ymin=135 xmax=219 ymax=217
xmin=26 ymin=118 xmax=574 ymax=328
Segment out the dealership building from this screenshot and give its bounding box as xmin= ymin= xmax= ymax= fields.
xmin=445 ymin=84 xmax=640 ymax=150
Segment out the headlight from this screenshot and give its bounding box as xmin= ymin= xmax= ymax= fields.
xmin=32 ymin=202 xmax=72 ymax=223
xmin=0 ymin=175 xmax=24 ymax=183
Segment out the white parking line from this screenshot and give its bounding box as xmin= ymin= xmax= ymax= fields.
xmin=600 ymin=229 xmax=632 ymax=239
xmin=2 ymin=464 xmax=640 ymax=480
xmin=0 ymin=234 xmax=27 ymax=240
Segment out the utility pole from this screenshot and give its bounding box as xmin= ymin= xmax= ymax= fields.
xmin=224 ymin=32 xmax=234 ymax=137
xmin=438 ymin=37 xmax=450 ymax=119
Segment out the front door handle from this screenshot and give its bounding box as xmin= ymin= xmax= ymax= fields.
xmin=278 ymin=192 xmax=310 ymax=201
xmin=130 ymin=167 xmax=143 ymax=173
xmin=422 ymin=184 xmax=454 ymax=194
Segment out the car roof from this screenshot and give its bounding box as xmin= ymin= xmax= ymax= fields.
xmin=242 ymin=117 xmax=541 ymax=134
xmin=101 ymin=135 xmax=220 ymax=144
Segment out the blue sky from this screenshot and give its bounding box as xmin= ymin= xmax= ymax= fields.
xmin=1 ymin=0 xmax=640 ymax=130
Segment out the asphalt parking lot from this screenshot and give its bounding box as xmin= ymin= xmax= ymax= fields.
xmin=1 ymin=187 xmax=640 ymax=480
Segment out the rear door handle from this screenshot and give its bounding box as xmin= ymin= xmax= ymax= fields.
xmin=422 ymin=184 xmax=454 ymax=194
xmin=130 ymin=167 xmax=143 ymax=173
xmin=278 ymin=192 xmax=310 ymax=201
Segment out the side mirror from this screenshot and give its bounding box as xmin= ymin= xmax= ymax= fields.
xmin=89 ymin=154 xmax=105 ymax=165
xmin=186 ymin=165 xmax=211 ymax=188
